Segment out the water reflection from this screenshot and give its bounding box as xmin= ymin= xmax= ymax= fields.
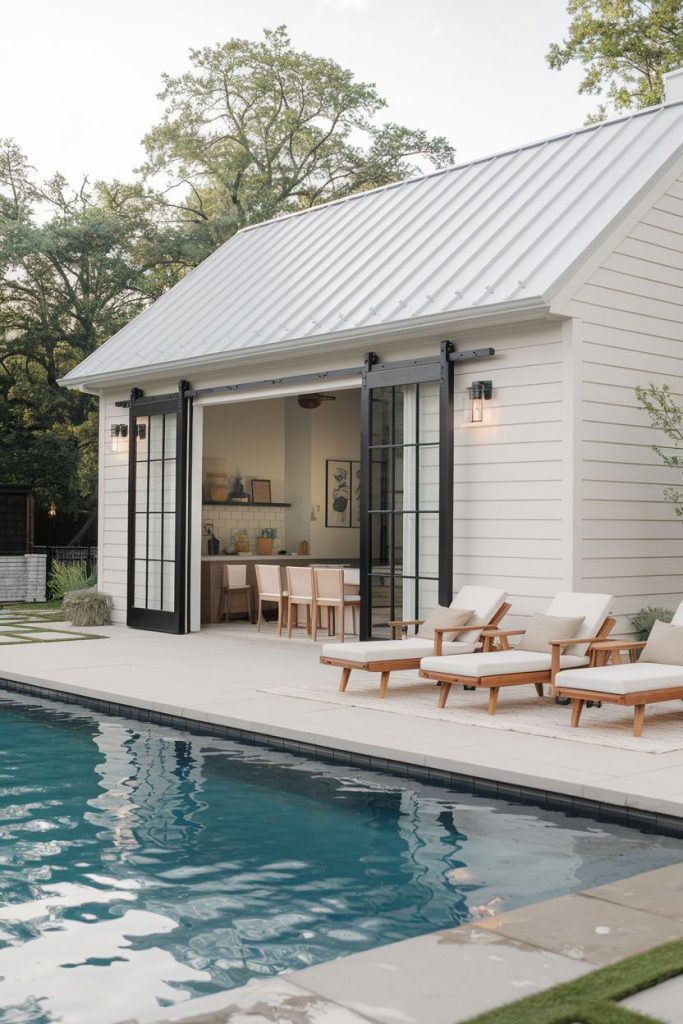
xmin=0 ymin=694 xmax=681 ymax=1024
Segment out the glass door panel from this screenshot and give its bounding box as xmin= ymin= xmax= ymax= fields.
xmin=365 ymin=382 xmax=440 ymax=638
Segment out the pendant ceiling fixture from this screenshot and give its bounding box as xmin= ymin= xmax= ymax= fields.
xmin=297 ymin=393 xmax=337 ymax=410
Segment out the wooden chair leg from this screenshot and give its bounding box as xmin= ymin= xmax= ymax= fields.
xmin=379 ymin=671 xmax=390 ymax=698
xmin=534 ymin=683 xmax=544 ymax=697
xmin=633 ymin=704 xmax=646 ymax=737
xmin=340 ymin=601 xmax=345 ymax=644
xmin=339 ymin=667 xmax=351 ymax=692
xmin=287 ymin=599 xmax=293 ymax=639
xmin=488 ymin=687 xmax=499 ymax=715
xmin=570 ymin=698 xmax=585 ymax=728
xmin=226 ymin=590 xmax=232 ymax=621
xmin=278 ymin=600 xmax=284 ymax=637
xmin=257 ymin=600 xmax=263 ymax=631
xmin=437 ymin=681 xmax=451 ymax=709
xmin=306 ymin=605 xmax=312 ymax=635
xmin=312 ymin=602 xmax=318 ymax=642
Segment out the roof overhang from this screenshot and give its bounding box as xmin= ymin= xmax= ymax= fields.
xmin=60 ymin=295 xmax=552 ymax=394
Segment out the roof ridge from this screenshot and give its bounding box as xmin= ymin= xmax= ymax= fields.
xmin=237 ymin=100 xmax=682 ymax=236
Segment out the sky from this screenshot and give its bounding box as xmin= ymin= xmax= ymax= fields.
xmin=1 ymin=0 xmax=594 ymax=185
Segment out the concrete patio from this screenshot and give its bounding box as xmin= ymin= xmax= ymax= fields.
xmin=0 ymin=621 xmax=682 ymax=823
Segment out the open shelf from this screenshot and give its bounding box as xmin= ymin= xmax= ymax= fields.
xmin=202 ymin=500 xmax=292 ymax=508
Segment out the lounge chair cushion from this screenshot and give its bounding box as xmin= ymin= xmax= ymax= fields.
xmin=518 ymin=613 xmax=585 ymax=654
xmin=556 ymin=662 xmax=683 ymax=696
xmin=450 ymin=586 xmax=507 ymax=642
xmin=322 ymin=638 xmax=478 ymax=663
xmin=640 ymin=620 xmax=683 ymax=665
xmin=544 ymin=592 xmax=612 ymax=655
xmin=420 ymin=650 xmax=589 ymax=678
xmin=417 ymin=606 xmax=473 ymax=641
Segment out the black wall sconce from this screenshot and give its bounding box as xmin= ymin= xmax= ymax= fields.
xmin=467 ymin=380 xmax=493 ymax=423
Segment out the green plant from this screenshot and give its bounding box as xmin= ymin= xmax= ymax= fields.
xmin=630 ymin=604 xmax=674 ymax=640
xmin=260 ymin=528 xmax=277 ymax=539
xmin=635 ymin=382 xmax=683 ymax=519
xmin=48 ymin=561 xmax=97 ymax=601
xmin=62 ymin=588 xmax=112 ymax=627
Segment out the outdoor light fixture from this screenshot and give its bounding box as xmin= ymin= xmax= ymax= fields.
xmin=111 ymin=423 xmax=129 ymax=452
xmin=135 ymin=423 xmax=147 ymax=440
xmin=467 ymin=381 xmax=493 ymax=423
xmin=47 ymin=501 xmax=57 ymax=518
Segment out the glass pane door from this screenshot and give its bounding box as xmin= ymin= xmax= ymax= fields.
xmin=366 ymin=382 xmax=440 ymax=637
xmin=127 ymin=387 xmax=189 ymax=634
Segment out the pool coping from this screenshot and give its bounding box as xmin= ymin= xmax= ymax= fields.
xmin=2 ymin=673 xmax=682 ymax=838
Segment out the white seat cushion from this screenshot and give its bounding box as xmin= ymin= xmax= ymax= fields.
xmin=420 ymin=650 xmax=589 ymax=678
xmin=450 ymin=585 xmax=507 ymax=642
xmin=322 ymin=638 xmax=478 ymax=662
xmin=556 ymin=662 xmax=683 ymax=696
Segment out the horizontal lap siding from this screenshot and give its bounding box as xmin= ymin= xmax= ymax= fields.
xmin=571 ymin=174 xmax=683 ymax=634
xmin=100 ymin=393 xmax=130 ymax=622
xmin=452 ymin=325 xmax=566 ymax=629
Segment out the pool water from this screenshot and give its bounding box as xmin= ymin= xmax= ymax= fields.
xmin=1 ymin=694 xmax=681 ymax=1024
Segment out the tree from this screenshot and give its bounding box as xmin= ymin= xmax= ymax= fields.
xmin=635 ymin=383 xmax=683 ymax=520
xmin=141 ymin=26 xmax=455 ymax=255
xmin=0 ymin=139 xmax=191 ymax=521
xmin=547 ymin=0 xmax=683 ymax=120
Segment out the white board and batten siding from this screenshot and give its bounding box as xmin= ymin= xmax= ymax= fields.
xmin=450 ymin=321 xmax=569 ymax=631
xmin=562 ymin=172 xmax=683 ymax=634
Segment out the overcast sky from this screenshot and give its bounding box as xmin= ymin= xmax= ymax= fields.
xmin=2 ymin=0 xmax=593 ymax=184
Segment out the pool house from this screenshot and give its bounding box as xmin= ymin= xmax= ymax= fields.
xmin=62 ymin=84 xmax=683 ymax=639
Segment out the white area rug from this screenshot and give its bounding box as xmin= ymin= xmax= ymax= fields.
xmin=265 ymin=675 xmax=683 ymax=753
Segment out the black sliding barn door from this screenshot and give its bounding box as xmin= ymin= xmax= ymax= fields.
xmin=127 ymin=383 xmax=191 ymax=633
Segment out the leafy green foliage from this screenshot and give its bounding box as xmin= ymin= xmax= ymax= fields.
xmin=48 ymin=561 xmax=97 ymax=600
xmin=635 ymin=382 xmax=683 ymax=520
xmin=547 ymin=0 xmax=683 ymax=120
xmin=630 ymin=604 xmax=674 ymax=639
xmin=141 ymin=26 xmax=455 ymax=258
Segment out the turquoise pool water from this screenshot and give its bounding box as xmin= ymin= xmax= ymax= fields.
xmin=1 ymin=692 xmax=682 ymax=1024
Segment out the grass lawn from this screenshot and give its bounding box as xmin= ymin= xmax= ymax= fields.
xmin=0 ymin=600 xmax=62 ymax=611
xmin=461 ymin=940 xmax=683 ymax=1023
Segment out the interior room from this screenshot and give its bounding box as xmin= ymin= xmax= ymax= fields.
xmin=199 ymin=387 xmax=361 ymax=633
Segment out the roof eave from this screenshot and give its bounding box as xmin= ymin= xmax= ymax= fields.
xmin=59 ymin=296 xmax=551 ymax=394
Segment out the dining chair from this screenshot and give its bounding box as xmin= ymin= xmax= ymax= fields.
xmin=220 ymin=563 xmax=253 ymax=623
xmin=285 ymin=566 xmax=315 ymax=638
xmin=255 ymin=564 xmax=288 ymax=636
xmin=313 ymin=567 xmax=360 ymax=642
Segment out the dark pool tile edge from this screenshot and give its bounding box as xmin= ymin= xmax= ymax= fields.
xmin=2 ymin=675 xmax=683 ymax=839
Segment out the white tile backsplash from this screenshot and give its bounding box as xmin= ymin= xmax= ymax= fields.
xmin=202 ymin=506 xmax=286 ymax=554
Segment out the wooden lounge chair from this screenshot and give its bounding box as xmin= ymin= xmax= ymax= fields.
xmin=320 ymin=586 xmax=509 ymax=698
xmin=555 ymin=602 xmax=683 ymax=737
xmin=419 ymin=592 xmax=615 ymax=714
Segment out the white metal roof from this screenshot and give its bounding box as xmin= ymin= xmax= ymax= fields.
xmin=64 ymin=100 xmax=683 ymax=388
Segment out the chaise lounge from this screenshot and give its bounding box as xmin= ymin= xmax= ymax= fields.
xmin=554 ymin=602 xmax=683 ymax=737
xmin=419 ymin=591 xmax=615 ymax=714
xmin=320 ymin=586 xmax=509 ymax=697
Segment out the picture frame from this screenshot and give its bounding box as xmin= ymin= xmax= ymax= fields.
xmin=250 ymin=478 xmax=272 ymax=503
xmin=350 ymin=460 xmax=361 ymax=528
xmin=325 ymin=460 xmax=351 ymax=527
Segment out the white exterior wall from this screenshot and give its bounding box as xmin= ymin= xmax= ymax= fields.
xmin=450 ymin=321 xmax=569 ymax=630
xmin=562 ymin=172 xmax=683 ymax=634
xmin=98 ymin=392 xmax=130 ymax=623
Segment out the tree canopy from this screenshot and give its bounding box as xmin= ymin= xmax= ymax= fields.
xmin=547 ymin=0 xmax=683 ymax=120
xmin=141 ymin=26 xmax=455 ymax=254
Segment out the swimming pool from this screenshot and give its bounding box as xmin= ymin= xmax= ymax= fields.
xmin=1 ymin=692 xmax=681 ymax=1024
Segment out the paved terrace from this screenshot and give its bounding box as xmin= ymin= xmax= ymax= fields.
xmin=0 ymin=622 xmax=682 ymax=823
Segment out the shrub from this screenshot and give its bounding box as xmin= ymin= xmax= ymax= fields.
xmin=630 ymin=605 xmax=674 ymax=641
xmin=49 ymin=561 xmax=96 ymax=600
xmin=62 ymin=588 xmax=112 ymax=627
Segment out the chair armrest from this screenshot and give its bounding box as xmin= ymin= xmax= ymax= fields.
xmin=480 ymin=628 xmax=526 ymax=637
xmin=387 ymin=618 xmax=424 ymax=639
xmin=432 ymin=624 xmax=485 ymax=656
xmin=590 ymin=639 xmax=646 ymax=651
xmin=548 ymin=636 xmax=608 ymax=650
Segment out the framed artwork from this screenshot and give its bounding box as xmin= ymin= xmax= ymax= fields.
xmin=325 ymin=460 xmax=351 ymax=527
xmin=251 ymin=478 xmax=272 ymax=503
xmin=350 ymin=460 xmax=361 ymax=528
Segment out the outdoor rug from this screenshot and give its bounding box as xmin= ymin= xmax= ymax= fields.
xmin=266 ymin=675 xmax=683 ymax=753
